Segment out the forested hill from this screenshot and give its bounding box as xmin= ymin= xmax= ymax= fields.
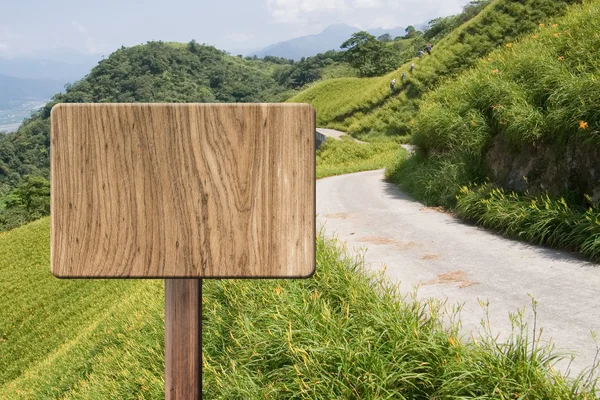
xmin=0 ymin=41 xmax=294 ymax=230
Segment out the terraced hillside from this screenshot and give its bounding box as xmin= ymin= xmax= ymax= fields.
xmin=289 ymin=0 xmax=583 ymax=136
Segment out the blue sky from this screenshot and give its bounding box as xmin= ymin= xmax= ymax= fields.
xmin=0 ymin=0 xmax=470 ymax=58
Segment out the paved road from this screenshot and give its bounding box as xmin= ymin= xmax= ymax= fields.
xmin=316 ymin=128 xmax=365 ymax=143
xmin=317 ymin=169 xmax=600 ymax=377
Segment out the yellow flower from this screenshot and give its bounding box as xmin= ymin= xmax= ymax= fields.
xmin=558 ymin=56 xmax=564 ymax=61
xmin=310 ymin=291 xmax=319 ymax=300
xmin=492 ymin=69 xmax=499 ymax=74
xmin=505 ymin=43 xmax=513 ymax=48
xmin=487 ymin=57 xmax=493 ymax=61
xmin=554 ymin=33 xmax=560 ymax=37
xmin=579 ymin=121 xmax=589 ymax=130
xmin=274 ymin=287 xmax=282 ymax=295
xmin=448 ymin=337 xmax=457 ymax=347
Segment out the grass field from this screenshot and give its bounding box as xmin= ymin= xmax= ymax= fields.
xmin=316 ymin=137 xmax=406 ymax=179
xmin=1 ymin=218 xmax=599 ymax=398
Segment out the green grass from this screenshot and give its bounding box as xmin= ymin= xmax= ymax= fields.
xmin=1 ymin=218 xmax=599 ymax=398
xmin=455 ymin=185 xmax=600 ymax=261
xmin=288 ymin=0 xmax=582 ymax=136
xmin=386 ymin=1 xmax=600 ymax=261
xmin=316 ymin=137 xmax=406 ymax=179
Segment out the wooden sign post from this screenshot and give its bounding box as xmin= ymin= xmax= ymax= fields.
xmin=50 ymin=103 xmax=316 ymax=399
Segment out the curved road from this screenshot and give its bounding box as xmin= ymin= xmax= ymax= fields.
xmin=317 ymin=169 xmax=600 ymax=377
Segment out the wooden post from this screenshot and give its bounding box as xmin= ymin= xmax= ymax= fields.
xmin=165 ymin=279 xmax=201 ymax=400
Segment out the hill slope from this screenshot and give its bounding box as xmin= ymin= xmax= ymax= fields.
xmin=388 ymin=0 xmax=600 ymax=261
xmin=289 ymin=0 xmax=583 ymax=135
xmin=2 ymin=219 xmax=597 ymax=398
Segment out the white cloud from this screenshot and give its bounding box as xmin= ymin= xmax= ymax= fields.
xmin=72 ymin=21 xmax=88 ymax=34
xmin=266 ymin=0 xmax=349 ymax=22
xmin=225 ymin=33 xmax=255 ymax=42
xmin=265 ymin=0 xmax=468 ymax=25
xmin=352 ymin=0 xmax=383 ymax=9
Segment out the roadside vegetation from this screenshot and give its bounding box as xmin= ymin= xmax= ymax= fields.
xmin=316 ymin=137 xmax=405 ymax=179
xmin=387 ymin=0 xmax=600 ymax=261
xmin=1 ymin=218 xmax=598 ymax=398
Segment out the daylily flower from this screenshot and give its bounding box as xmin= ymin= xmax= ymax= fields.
xmin=580 ymin=121 xmax=589 ymax=130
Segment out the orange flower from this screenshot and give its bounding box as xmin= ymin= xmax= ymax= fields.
xmin=579 ymin=121 xmax=589 ymax=130
xmin=532 ymin=35 xmax=539 ymax=39
xmin=274 ymin=287 xmax=282 ymax=295
xmin=310 ymin=291 xmax=319 ymax=300
xmin=492 ymin=69 xmax=499 ymax=74
xmin=552 ymin=24 xmax=559 ymax=28
xmin=487 ymin=57 xmax=493 ymax=61
xmin=554 ymin=33 xmax=560 ymax=37
xmin=539 ymin=23 xmax=545 ymax=27
xmin=505 ymin=43 xmax=513 ymax=48
xmin=558 ymin=56 xmax=564 ymax=61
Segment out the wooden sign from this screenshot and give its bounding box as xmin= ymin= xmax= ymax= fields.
xmin=50 ymin=103 xmax=316 ymax=278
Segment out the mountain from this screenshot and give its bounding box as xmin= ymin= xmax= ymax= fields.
xmin=0 ymin=55 xmax=100 ymax=82
xmin=0 ymin=74 xmax=64 ymax=109
xmin=249 ymin=23 xmax=406 ymax=60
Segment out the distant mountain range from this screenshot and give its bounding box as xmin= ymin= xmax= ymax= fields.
xmin=0 ymin=74 xmax=64 ymax=109
xmin=0 ymin=56 xmax=100 ymax=82
xmin=0 ymin=51 xmax=102 ymax=127
xmin=248 ymin=23 xmax=411 ymax=60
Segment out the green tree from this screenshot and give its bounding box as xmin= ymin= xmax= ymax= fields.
xmin=404 ymin=25 xmax=417 ymax=39
xmin=377 ymin=33 xmax=392 ymax=42
xmin=13 ymin=176 xmax=50 ymax=217
xmin=341 ymin=31 xmax=397 ymax=77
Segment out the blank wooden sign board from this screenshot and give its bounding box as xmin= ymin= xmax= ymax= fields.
xmin=50 ymin=103 xmax=316 ymax=398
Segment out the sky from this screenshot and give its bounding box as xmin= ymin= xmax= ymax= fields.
xmin=0 ymin=0 xmax=470 ymax=59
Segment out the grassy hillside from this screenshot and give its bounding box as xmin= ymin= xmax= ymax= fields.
xmin=289 ymin=0 xmax=582 ymax=135
xmin=387 ymin=0 xmax=600 ymax=261
xmin=1 ymin=218 xmax=598 ymax=398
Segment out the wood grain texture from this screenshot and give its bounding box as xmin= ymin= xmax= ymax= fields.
xmin=165 ymin=279 xmax=201 ymax=400
xmin=51 ymin=103 xmax=315 ymax=278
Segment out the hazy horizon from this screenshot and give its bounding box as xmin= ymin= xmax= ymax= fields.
xmin=0 ymin=0 xmax=470 ymax=60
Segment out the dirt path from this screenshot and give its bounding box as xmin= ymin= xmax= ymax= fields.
xmin=317 ymin=169 xmax=600 ymax=377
